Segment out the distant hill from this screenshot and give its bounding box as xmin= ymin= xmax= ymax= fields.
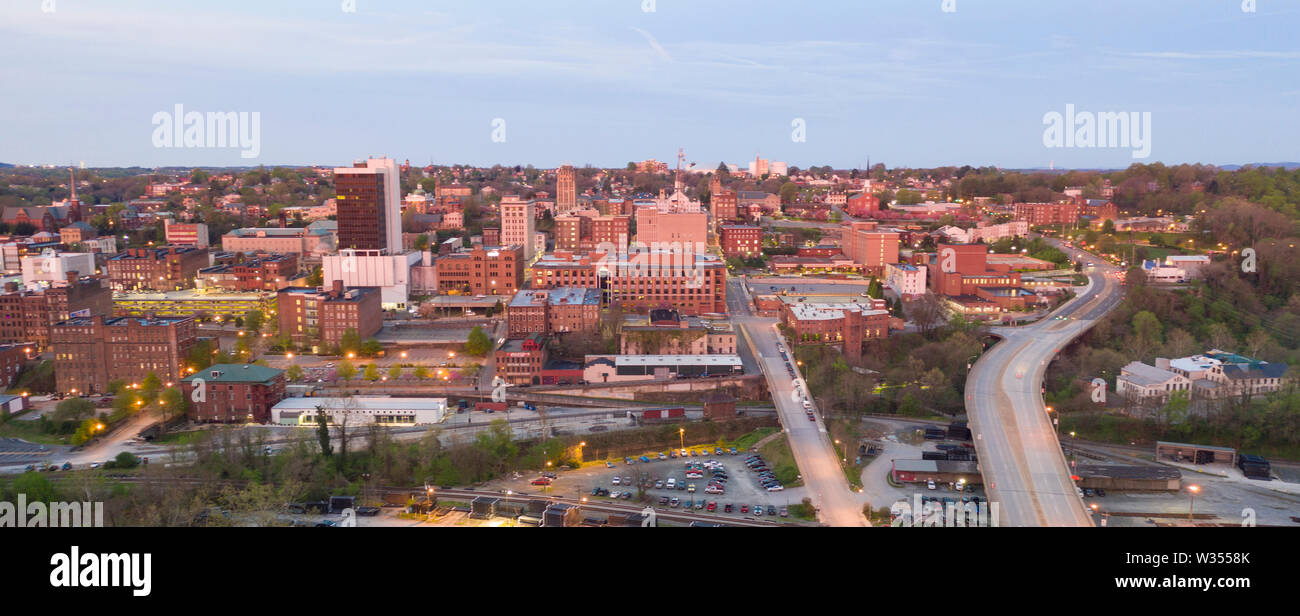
xmin=1219 ymin=163 xmax=1300 ymax=171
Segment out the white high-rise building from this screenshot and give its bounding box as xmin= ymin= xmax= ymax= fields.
xmin=500 ymin=195 xmax=536 ymax=260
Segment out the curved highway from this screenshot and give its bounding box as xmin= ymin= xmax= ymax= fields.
xmin=965 ymin=247 xmax=1125 ymax=527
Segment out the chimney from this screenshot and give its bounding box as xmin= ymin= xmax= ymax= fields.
xmin=331 ymin=279 xmax=343 ymax=298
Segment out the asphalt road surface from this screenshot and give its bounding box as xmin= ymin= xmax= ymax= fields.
xmin=965 ymin=247 xmax=1124 ymax=527
xmin=729 ymin=277 xmax=867 ymax=526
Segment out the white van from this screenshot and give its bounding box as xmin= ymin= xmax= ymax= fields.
xmin=802 ymin=400 xmax=812 ymax=410
xmin=665 ymin=478 xmax=677 ymax=490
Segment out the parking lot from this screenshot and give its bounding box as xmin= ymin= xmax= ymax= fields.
xmin=583 ymin=449 xmax=803 ymax=519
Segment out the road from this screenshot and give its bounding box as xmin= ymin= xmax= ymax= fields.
xmin=965 ymin=245 xmax=1124 ymax=527
xmin=728 ymin=277 xmax=868 ymax=526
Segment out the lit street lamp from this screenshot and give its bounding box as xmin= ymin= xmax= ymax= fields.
xmin=1187 ymin=484 xmax=1200 ymax=521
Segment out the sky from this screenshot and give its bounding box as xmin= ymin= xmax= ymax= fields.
xmin=1 ymin=0 xmax=1297 ymax=170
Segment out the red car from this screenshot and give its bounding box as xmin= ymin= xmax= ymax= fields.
xmin=740 ymin=504 xmax=749 ymax=513
xmin=706 ymin=501 xmax=717 ymax=512
xmin=530 ymin=477 xmax=552 ymax=486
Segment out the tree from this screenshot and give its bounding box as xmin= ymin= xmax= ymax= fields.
xmin=387 ymin=364 xmax=403 ymax=381
xmin=339 ymin=328 xmax=363 ymax=356
xmin=52 ymin=398 xmax=95 ymax=423
xmin=315 ymin=406 xmax=332 ymax=457
xmin=413 ymin=365 xmax=430 ymax=379
xmin=779 ymin=182 xmax=798 ymax=204
xmin=140 ymin=372 xmax=163 ymax=399
xmin=465 ymin=326 xmax=492 ymax=356
xmin=286 ymin=364 xmax=303 ymax=381
xmin=361 ymin=338 xmax=384 ymax=356
xmin=335 ymin=360 xmax=357 ymax=382
xmin=363 ymin=364 xmax=381 ymax=381
xmin=160 ymin=386 xmax=187 ymax=422
xmin=243 ymin=309 xmax=265 ymax=333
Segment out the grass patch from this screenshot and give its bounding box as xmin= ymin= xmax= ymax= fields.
xmin=758 ymin=433 xmax=803 ymax=487
xmin=0 ymin=418 xmax=72 ymax=446
xmin=731 ymin=427 xmax=778 ymax=451
xmin=150 ymin=430 xmax=210 ymax=446
xmin=788 ymin=501 xmax=816 ymax=520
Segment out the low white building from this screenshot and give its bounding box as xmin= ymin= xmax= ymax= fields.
xmin=21 ymin=250 xmax=96 ymax=285
xmin=271 ymin=396 xmax=448 ymax=426
xmin=1116 ymin=361 xmax=1191 ymax=404
xmin=885 ymin=262 xmax=927 ymax=298
xmin=321 ymin=249 xmax=422 ymax=310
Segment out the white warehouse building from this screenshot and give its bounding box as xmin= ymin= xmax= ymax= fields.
xmin=272 ymin=397 xmax=448 ymax=426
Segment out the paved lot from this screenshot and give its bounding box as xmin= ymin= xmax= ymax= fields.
xmin=483 ymin=451 xmax=809 ymax=521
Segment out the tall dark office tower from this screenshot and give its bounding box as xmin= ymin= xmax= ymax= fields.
xmin=334 ymin=157 xmax=400 ymax=251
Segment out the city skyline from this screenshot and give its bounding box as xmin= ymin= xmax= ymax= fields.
xmin=2 ymin=0 xmax=1298 ymax=169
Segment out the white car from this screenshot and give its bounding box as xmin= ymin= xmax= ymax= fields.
xmin=766 ymin=485 xmax=785 ymax=492
xmin=927 ymin=479 xmax=937 ymax=490
xmin=611 ymin=476 xmax=622 ymax=485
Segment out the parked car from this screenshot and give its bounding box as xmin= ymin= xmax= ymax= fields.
xmin=659 ymin=496 xmax=670 ymax=505
xmin=530 ymin=477 xmax=552 ymax=486
xmin=706 ymin=501 xmax=717 ymax=512
xmin=740 ymin=504 xmax=749 ymax=514
xmin=927 ymin=479 xmax=937 ymax=490
xmin=605 ymin=461 xmax=615 ymax=468
xmin=754 ymin=505 xmax=764 ymax=515
xmin=723 ymin=503 xmax=734 ymax=513
xmin=779 ymin=507 xmax=789 ymax=517
xmin=612 ymin=476 xmax=622 ymax=485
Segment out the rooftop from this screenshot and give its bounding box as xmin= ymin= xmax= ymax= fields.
xmin=272 ymin=397 xmax=448 ymax=412
xmin=182 ymin=364 xmax=284 ymax=384
xmin=1120 ymin=361 xmax=1184 ymax=387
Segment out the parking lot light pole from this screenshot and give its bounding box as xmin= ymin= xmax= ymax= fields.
xmin=679 ymin=427 xmax=685 ymax=452
xmin=1187 ymin=484 xmax=1200 ymax=521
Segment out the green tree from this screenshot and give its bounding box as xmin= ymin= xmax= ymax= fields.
xmin=315 ymin=407 xmax=332 ymax=457
xmin=160 ymin=386 xmax=187 ymax=422
xmin=363 ymin=364 xmax=381 ymax=381
xmin=140 ymin=372 xmax=162 ymax=399
xmin=779 ymin=182 xmax=798 ymax=204
xmin=387 ymin=364 xmax=403 ymax=380
xmin=243 ymin=309 xmax=265 ymax=333
xmin=335 ymin=360 xmax=357 ymax=382
xmin=413 ymin=365 xmax=430 ymax=379
xmin=465 ymin=326 xmax=492 ymax=356
xmin=361 ymin=338 xmax=384 ymax=356
xmin=286 ymin=364 xmax=303 ymax=381
xmin=339 ymin=328 xmax=363 ymax=356
xmin=13 ymin=471 xmax=59 ymax=503
xmin=52 ymin=398 xmax=95 ymax=423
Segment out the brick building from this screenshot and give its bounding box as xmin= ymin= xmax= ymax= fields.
xmin=779 ymin=298 xmax=892 ymax=361
xmin=0 ymin=343 xmax=33 ymax=389
xmin=181 ymin=363 xmax=286 ymax=424
xmin=719 ymin=225 xmax=762 ymax=258
xmin=839 ymin=221 xmax=901 ymax=275
xmin=506 ymin=287 xmax=602 ymax=338
xmin=554 ymin=212 xmax=630 ymax=251
xmin=0 ymin=272 xmax=112 ymax=348
xmin=495 ymin=334 xmax=548 ymax=385
xmin=1013 ymin=202 xmax=1079 ymax=226
xmin=434 ymin=245 xmax=524 ymax=295
xmin=277 ymin=281 xmax=382 ymax=348
xmin=106 ymin=245 xmax=210 ymax=292
xmin=198 ymin=253 xmax=299 ymax=292
xmin=52 ymin=315 xmax=197 ymax=395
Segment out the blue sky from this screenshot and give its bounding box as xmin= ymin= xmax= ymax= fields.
xmin=1 ymin=0 xmax=1297 ymax=169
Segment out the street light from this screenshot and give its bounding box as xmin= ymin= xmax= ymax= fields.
xmin=679 ymin=427 xmax=685 ymax=451
xmin=1187 ymin=484 xmax=1200 ymax=521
